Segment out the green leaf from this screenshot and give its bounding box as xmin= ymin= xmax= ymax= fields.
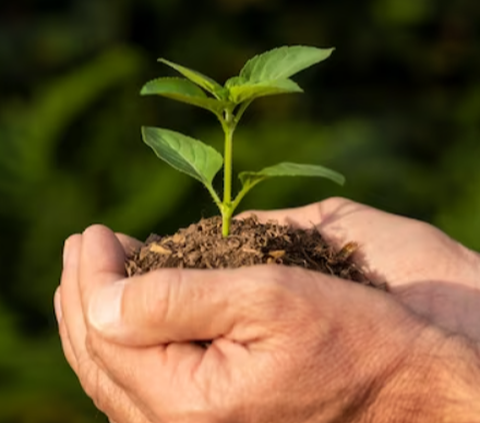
xmin=140 ymin=77 xmax=229 ymax=114
xmin=225 ymin=76 xmax=248 ymax=88
xmin=240 ymin=46 xmax=334 ymax=82
xmin=239 ymin=162 xmax=345 ymax=188
xmin=228 ymin=78 xmax=303 ymax=104
xmin=159 ymin=58 xmax=225 ymax=98
xmin=142 ymin=126 xmax=223 ymax=187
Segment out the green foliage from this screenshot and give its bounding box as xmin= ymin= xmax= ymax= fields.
xmin=239 ymin=46 xmax=334 ymax=81
xmin=159 ymin=58 xmax=226 ymax=98
xmin=142 ymin=126 xmax=223 ymax=204
xmin=227 ymin=79 xmax=303 ymax=104
xmin=141 ymin=46 xmax=342 ymax=236
xmin=140 ymin=77 xmax=229 ymax=113
xmin=239 ymin=162 xmax=345 ymax=188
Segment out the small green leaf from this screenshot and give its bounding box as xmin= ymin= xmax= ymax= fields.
xmin=228 ymin=78 xmax=303 ymax=104
xmin=140 ymin=77 xmax=229 ymax=114
xmin=240 ymin=46 xmax=334 ymax=82
xmin=159 ymin=58 xmax=225 ymax=98
xmin=142 ymin=126 xmax=223 ymax=187
xmin=225 ymin=76 xmax=248 ymax=88
xmin=239 ymin=162 xmax=345 ymax=187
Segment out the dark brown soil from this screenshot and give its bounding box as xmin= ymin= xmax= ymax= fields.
xmin=126 ymin=216 xmax=385 ymax=290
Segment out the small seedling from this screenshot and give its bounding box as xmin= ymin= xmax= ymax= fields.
xmin=141 ymin=45 xmax=345 ymax=237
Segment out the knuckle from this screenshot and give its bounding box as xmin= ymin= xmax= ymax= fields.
xmin=317 ymin=196 xmax=352 ymax=210
xmin=296 ymin=197 xmax=356 ymax=226
xmin=91 ymin=376 xmax=114 ymax=415
xmin=137 ymin=268 xmax=181 ymax=327
xmin=241 ymin=265 xmax=299 ymax=317
xmin=258 ymin=265 xmax=320 ymax=320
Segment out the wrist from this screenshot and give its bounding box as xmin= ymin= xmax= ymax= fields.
xmin=368 ymin=328 xmax=480 ymax=423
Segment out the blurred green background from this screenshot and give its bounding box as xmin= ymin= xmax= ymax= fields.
xmin=0 ymin=0 xmax=479 ymax=421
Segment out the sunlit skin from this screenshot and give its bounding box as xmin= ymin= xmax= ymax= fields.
xmin=55 ymin=197 xmax=480 ymax=423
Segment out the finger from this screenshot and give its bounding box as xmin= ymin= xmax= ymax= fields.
xmin=55 ymin=286 xmax=79 ymax=372
xmin=54 ymin=287 xmax=63 ymax=326
xmin=74 ymin=348 xmax=150 ymax=423
xmin=59 ymin=234 xmax=150 ymax=423
xmin=87 ymin=263 xmax=306 ymax=347
xmin=235 ymin=202 xmax=325 ymax=229
xmin=88 ymin=333 xmax=212 ymax=420
xmin=58 ymin=316 xmax=79 ymax=373
xmin=237 ymin=197 xmax=377 ymax=247
xmin=88 ymin=267 xmax=237 ymax=345
xmin=90 ymin=373 xmax=151 ymax=423
xmin=115 ymin=233 xmax=143 ymax=256
xmin=242 ymin=198 xmax=480 ymax=296
xmin=60 ymin=234 xmax=88 ymax=362
xmin=58 ymin=290 xmax=149 ymax=423
xmin=238 ymin=197 xmax=425 ymax=274
xmin=79 ymin=225 xmax=128 ymax=325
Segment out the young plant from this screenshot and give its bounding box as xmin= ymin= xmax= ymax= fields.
xmin=141 ymin=45 xmax=345 ymax=237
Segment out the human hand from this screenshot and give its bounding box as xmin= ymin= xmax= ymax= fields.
xmin=55 ymin=198 xmax=480 ymax=423
xmin=244 ymin=197 xmax=480 ymax=341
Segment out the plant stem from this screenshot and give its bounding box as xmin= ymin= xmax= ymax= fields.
xmin=221 ymin=109 xmax=236 ymax=237
xmin=234 ymin=99 xmax=252 ymax=124
xmin=221 ymin=207 xmax=233 ymax=238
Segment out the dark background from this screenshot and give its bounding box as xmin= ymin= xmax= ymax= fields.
xmin=0 ymin=0 xmax=479 ymax=421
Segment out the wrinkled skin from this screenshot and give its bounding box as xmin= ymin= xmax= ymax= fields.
xmin=55 ymin=197 xmax=480 ymax=423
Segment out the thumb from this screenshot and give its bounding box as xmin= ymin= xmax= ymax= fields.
xmin=87 ymin=265 xmax=260 ymax=347
xmin=79 ymin=224 xmax=127 ymax=309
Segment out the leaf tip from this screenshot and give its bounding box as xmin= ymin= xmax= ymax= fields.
xmin=325 ymin=47 xmax=335 ymax=56
xmin=141 ymin=125 xmax=153 ymax=137
xmin=139 ymin=83 xmax=150 ymax=96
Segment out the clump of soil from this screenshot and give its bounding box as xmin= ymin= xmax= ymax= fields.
xmin=126 ymin=216 xmax=385 ymax=290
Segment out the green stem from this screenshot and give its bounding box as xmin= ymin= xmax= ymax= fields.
xmin=234 ymin=99 xmax=253 ymax=124
xmin=221 ymin=109 xmax=236 ymax=237
xmin=205 ymin=184 xmax=222 ymax=209
xmin=230 ymin=178 xmax=264 ymax=212
xmin=221 ymin=207 xmax=233 ymax=237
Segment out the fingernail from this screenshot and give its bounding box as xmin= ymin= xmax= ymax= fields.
xmin=88 ymin=281 xmax=126 ymax=331
xmin=54 ymin=288 xmax=63 ymax=323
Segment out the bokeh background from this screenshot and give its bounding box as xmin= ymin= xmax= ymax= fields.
xmin=0 ymin=0 xmax=479 ymax=421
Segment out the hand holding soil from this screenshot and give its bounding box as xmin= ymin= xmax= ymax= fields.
xmin=55 ymin=198 xmax=480 ymax=423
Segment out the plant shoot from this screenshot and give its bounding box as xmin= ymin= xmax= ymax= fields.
xmin=140 ymin=46 xmax=344 ymax=237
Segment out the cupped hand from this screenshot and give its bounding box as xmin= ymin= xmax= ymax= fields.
xmin=55 ymin=198 xmax=480 ymax=423
xmin=242 ymin=197 xmax=480 ymax=340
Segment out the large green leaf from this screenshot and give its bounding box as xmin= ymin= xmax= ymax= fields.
xmin=239 ymin=162 xmax=345 ymax=188
xmin=239 ymin=46 xmax=334 ymax=82
xmin=228 ymin=78 xmax=303 ymax=103
xmin=140 ymin=77 xmax=229 ymax=113
xmin=159 ymin=58 xmax=225 ymax=98
xmin=142 ymin=126 xmax=223 ymax=187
